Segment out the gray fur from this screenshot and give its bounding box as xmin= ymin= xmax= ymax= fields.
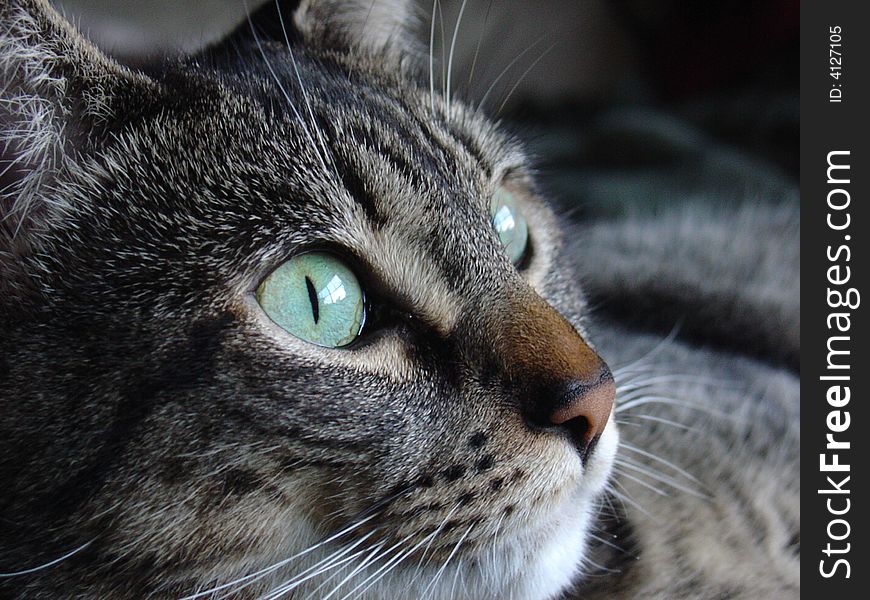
xmin=1 ymin=1 xmax=799 ymax=599
xmin=566 ymin=200 xmax=800 ymax=599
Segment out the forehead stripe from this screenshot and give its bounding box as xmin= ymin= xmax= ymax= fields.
xmin=330 ymin=149 xmax=387 ymax=227
xmin=346 ymin=123 xmax=429 ymax=192
xmin=311 ymin=106 xmax=446 ymax=224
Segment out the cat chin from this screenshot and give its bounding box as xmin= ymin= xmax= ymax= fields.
xmin=390 ymin=421 xmax=619 ymax=600
xmin=260 ymin=421 xmax=619 ymax=600
xmin=346 ymin=511 xmax=593 ymax=600
xmin=192 ymin=423 xmax=619 ymax=599
xmin=273 ymin=503 xmax=591 ymax=600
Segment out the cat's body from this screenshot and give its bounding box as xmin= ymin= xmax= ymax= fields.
xmin=0 ymin=1 xmax=799 ymax=599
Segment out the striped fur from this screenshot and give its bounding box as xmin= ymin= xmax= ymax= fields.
xmin=1 ymin=1 xmax=613 ymax=598
xmin=0 ymin=1 xmax=799 ymax=599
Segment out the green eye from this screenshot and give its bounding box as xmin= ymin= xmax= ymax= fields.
xmin=490 ymin=186 xmax=529 ymax=265
xmin=256 ymin=252 xmax=365 ymax=348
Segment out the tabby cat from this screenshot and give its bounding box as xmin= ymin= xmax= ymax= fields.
xmin=0 ymin=1 xmax=800 ymax=599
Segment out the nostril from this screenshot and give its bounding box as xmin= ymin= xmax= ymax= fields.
xmin=552 ymin=370 xmax=615 ymax=426
xmin=546 ymin=368 xmax=615 ymax=461
xmin=523 ymin=408 xmax=603 ymax=463
xmin=562 ymin=415 xmax=601 ymax=463
xmin=564 ymin=414 xmax=588 ymax=449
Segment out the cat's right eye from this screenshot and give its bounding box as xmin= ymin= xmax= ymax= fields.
xmin=256 ymin=252 xmax=366 ymax=348
xmin=490 ymin=185 xmax=529 ymax=265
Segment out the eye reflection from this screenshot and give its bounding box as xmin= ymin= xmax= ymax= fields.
xmin=490 ymin=186 xmax=529 ymax=265
xmin=493 ymin=205 xmax=516 ymax=234
xmin=318 ymin=274 xmax=347 ymax=305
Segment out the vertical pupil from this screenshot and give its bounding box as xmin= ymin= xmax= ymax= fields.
xmin=304 ymin=275 xmax=319 ymax=324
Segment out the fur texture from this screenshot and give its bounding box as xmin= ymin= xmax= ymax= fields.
xmin=1 ymin=1 xmax=799 ymax=599
xmin=567 ymin=202 xmax=800 ymax=599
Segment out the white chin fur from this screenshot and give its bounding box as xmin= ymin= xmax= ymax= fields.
xmin=255 ymin=420 xmax=619 ymax=600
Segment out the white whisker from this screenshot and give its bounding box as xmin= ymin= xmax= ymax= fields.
xmin=616 ymin=374 xmax=729 ymax=395
xmin=421 ymin=522 xmax=475 ymax=600
xmin=428 ymin=0 xmax=439 ymax=113
xmin=620 ymin=442 xmax=702 ymax=484
xmin=180 ymin=515 xmax=378 ymax=600
xmin=258 ymin=531 xmax=380 ymax=600
xmin=312 ymin=541 xmax=387 ymax=600
xmin=338 ymin=530 xmax=429 ymax=599
xmin=314 ymin=530 xmax=420 ymax=600
xmin=606 ymin=480 xmax=650 ymax=517
xmin=587 ymin=531 xmax=625 ymax=553
xmin=259 ymin=547 xmax=369 ymax=600
xmin=274 ymin=0 xmax=337 ymax=178
xmin=242 ymin=0 xmax=328 ymax=173
xmin=464 ymin=0 xmax=493 ymax=95
xmin=616 ymin=395 xmax=736 ymax=421
xmin=612 ymin=326 xmax=681 ymax=377
xmin=617 ymin=413 xmax=696 ymax=432
xmin=477 ymin=33 xmax=547 ymax=111
xmin=436 ymin=0 xmax=446 ymax=99
xmin=0 ymin=541 xmax=92 ymax=578
xmin=612 ymin=467 xmax=670 ymax=497
xmin=409 ymin=503 xmax=462 ymax=586
xmin=495 ymin=40 xmax=559 ymax=115
xmin=615 ymin=458 xmax=707 ymax=499
xmin=445 ymin=0 xmax=469 ymax=109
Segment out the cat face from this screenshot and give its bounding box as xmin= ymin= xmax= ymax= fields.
xmin=0 ymin=1 xmax=617 ymax=598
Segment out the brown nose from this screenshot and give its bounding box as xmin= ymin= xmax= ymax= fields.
xmin=497 ymin=289 xmax=616 ymax=461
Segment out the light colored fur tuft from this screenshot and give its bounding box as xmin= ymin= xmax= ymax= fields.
xmin=0 ymin=3 xmax=67 ymax=229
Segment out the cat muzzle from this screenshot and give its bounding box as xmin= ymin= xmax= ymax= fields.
xmin=497 ymin=288 xmax=616 ymax=461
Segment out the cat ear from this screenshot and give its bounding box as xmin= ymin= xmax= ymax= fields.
xmin=1 ymin=0 xmax=156 ymax=238
xmin=219 ymin=0 xmax=421 ymax=65
xmin=292 ymin=0 xmax=420 ymax=58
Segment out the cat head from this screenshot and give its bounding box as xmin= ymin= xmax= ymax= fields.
xmin=0 ymin=1 xmax=617 ymax=598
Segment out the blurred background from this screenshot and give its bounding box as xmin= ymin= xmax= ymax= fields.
xmin=54 ymin=0 xmax=799 ymax=219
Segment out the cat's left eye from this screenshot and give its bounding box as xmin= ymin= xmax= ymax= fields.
xmin=256 ymin=252 xmax=365 ymax=348
xmin=490 ymin=185 xmax=529 ymax=265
